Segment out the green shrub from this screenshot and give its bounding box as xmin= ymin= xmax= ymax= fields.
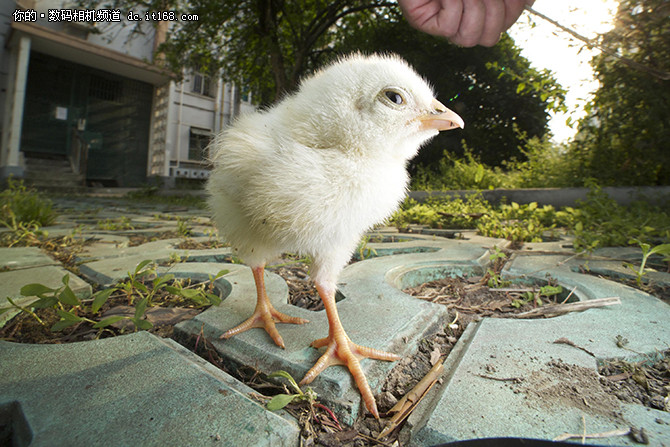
xmin=559 ymin=184 xmax=670 ymax=252
xmin=477 ymin=201 xmax=559 ymax=245
xmin=391 ymin=193 xmax=492 ymax=229
xmin=503 ymin=136 xmax=580 ymax=188
xmin=1 ymin=177 xmax=56 ymax=226
xmin=412 ymin=135 xmax=583 ymax=191
xmin=411 ymin=147 xmax=510 ymax=191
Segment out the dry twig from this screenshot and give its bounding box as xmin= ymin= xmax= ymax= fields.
xmin=378 ymin=360 xmax=444 ymax=439
xmin=553 ymin=427 xmax=631 ymax=442
xmin=514 ymin=296 xmax=620 ymax=318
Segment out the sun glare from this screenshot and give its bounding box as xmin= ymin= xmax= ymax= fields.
xmin=508 ymin=0 xmax=618 ymax=142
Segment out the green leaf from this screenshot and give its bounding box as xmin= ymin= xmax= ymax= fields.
xmin=539 ymin=285 xmax=563 ymax=297
xmin=649 ymin=243 xmax=670 ymax=258
xmin=132 ymin=319 xmax=153 ymax=331
xmin=91 ymin=288 xmax=115 ymax=314
xmin=154 ymin=274 xmax=174 ymax=288
xmin=61 ymin=274 xmax=70 ymax=286
xmin=51 ymin=309 xmax=85 ymax=332
xmin=133 ymin=281 xmax=149 ymax=294
xmin=269 ymin=370 xmax=302 ymax=394
xmin=58 ymin=285 xmax=80 ymax=307
xmin=134 ymin=259 xmax=154 ymax=274
xmin=474 ymin=164 xmax=484 ymax=184
xmin=20 ymin=283 xmax=55 ymax=297
xmin=516 ymin=83 xmax=525 ymax=94
xmin=164 ymin=286 xmax=182 ymax=294
xmin=134 ymin=297 xmax=148 ymax=320
xmin=31 ymin=296 xmax=59 ymax=309
xmin=51 ymin=319 xmax=81 ymax=332
xmin=205 ymin=292 xmax=222 ymax=306
xmin=56 ymin=309 xmax=84 ymax=321
xmin=93 ymin=315 xmax=126 ymax=328
xmin=179 ymin=289 xmax=201 ymax=299
xmin=267 ymin=394 xmax=298 ymax=411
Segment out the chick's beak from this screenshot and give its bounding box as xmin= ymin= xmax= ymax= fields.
xmin=418 ymin=99 xmax=464 ymax=131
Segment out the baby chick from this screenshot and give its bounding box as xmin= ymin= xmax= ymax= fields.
xmin=207 ymin=53 xmax=463 ymax=418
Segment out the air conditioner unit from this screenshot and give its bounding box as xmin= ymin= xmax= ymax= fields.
xmin=172 ymin=168 xmax=190 ymax=178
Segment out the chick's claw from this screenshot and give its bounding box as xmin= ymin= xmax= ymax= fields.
xmin=220 ymin=305 xmax=309 ymax=349
xmin=300 ymin=333 xmax=400 ymax=419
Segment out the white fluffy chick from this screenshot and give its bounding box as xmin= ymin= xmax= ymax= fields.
xmin=207 ymin=53 xmax=463 ymax=418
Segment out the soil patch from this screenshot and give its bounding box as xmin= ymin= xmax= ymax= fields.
xmin=267 ymin=257 xmax=321 ymax=311
xmin=174 ymin=238 xmax=228 ymax=250
xmin=599 ymin=351 xmax=670 ymax=412
xmin=522 ymin=359 xmax=624 ymax=420
xmin=127 ymin=231 xmax=181 ymax=246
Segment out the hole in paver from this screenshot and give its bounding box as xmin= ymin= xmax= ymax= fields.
xmin=0 ymin=401 xmax=32 ymax=447
xmin=350 ymin=246 xmax=439 ymax=262
xmin=378 ymin=265 xmax=583 ymax=416
xmin=0 ymin=270 xmax=231 ymax=343
xmin=173 ymin=239 xmax=228 ymax=250
xmin=401 ymin=265 xmax=579 ymax=310
xmin=572 ymin=264 xmax=670 ymax=304
xmin=265 ymin=256 xmax=345 ymax=312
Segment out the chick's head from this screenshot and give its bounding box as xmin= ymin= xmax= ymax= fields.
xmin=285 ymin=53 xmax=463 ymax=161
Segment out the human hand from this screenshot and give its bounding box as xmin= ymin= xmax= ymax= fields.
xmin=398 ymin=0 xmax=534 ymax=47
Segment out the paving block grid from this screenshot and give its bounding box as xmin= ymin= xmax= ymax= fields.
xmin=0 ymin=195 xmax=669 ymax=446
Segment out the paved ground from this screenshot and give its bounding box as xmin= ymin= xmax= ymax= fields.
xmin=1 ymin=195 xmax=669 ymax=446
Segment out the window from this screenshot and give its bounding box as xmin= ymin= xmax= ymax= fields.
xmin=189 ymin=127 xmax=212 ymax=161
xmin=191 ymin=73 xmax=213 ymax=97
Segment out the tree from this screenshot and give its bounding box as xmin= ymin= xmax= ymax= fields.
xmin=571 ymin=0 xmax=670 ymax=185
xmin=91 ymin=0 xmax=394 ymax=104
xmin=332 ymin=11 xmax=566 ymax=168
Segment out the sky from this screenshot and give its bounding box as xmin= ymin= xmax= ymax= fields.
xmin=507 ymin=0 xmax=619 ymax=143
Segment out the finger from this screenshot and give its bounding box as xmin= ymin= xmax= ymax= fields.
xmin=436 ymin=0 xmax=466 ymax=38
xmin=452 ymin=0 xmax=486 ymax=47
xmin=479 ymin=0 xmax=506 ymax=46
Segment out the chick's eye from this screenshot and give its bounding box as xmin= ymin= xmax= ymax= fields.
xmin=384 ymin=90 xmax=405 ymax=105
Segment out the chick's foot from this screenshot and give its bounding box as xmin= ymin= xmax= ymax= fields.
xmin=220 ymin=265 xmax=308 ymax=348
xmin=220 ymin=304 xmax=308 ymax=349
xmin=300 ymin=330 xmax=400 ymax=418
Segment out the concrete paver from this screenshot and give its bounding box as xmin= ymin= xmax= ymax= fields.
xmin=0 ymin=331 xmax=300 ymax=446
xmin=0 ymin=247 xmax=58 ymax=270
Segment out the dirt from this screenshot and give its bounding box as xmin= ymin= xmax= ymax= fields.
xmin=522 ymin=358 xmax=625 ymax=419
xmin=267 ymin=257 xmax=322 ymax=311
xmin=173 ymin=238 xmax=228 ymax=250
xmin=599 ymin=352 xmax=670 ymax=412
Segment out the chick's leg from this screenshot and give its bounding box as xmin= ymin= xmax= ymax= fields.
xmin=300 ymin=282 xmax=401 ymax=418
xmin=220 ymin=265 xmax=308 ymax=349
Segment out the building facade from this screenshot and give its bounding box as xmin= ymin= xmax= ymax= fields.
xmin=0 ymin=0 xmax=253 ymax=188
